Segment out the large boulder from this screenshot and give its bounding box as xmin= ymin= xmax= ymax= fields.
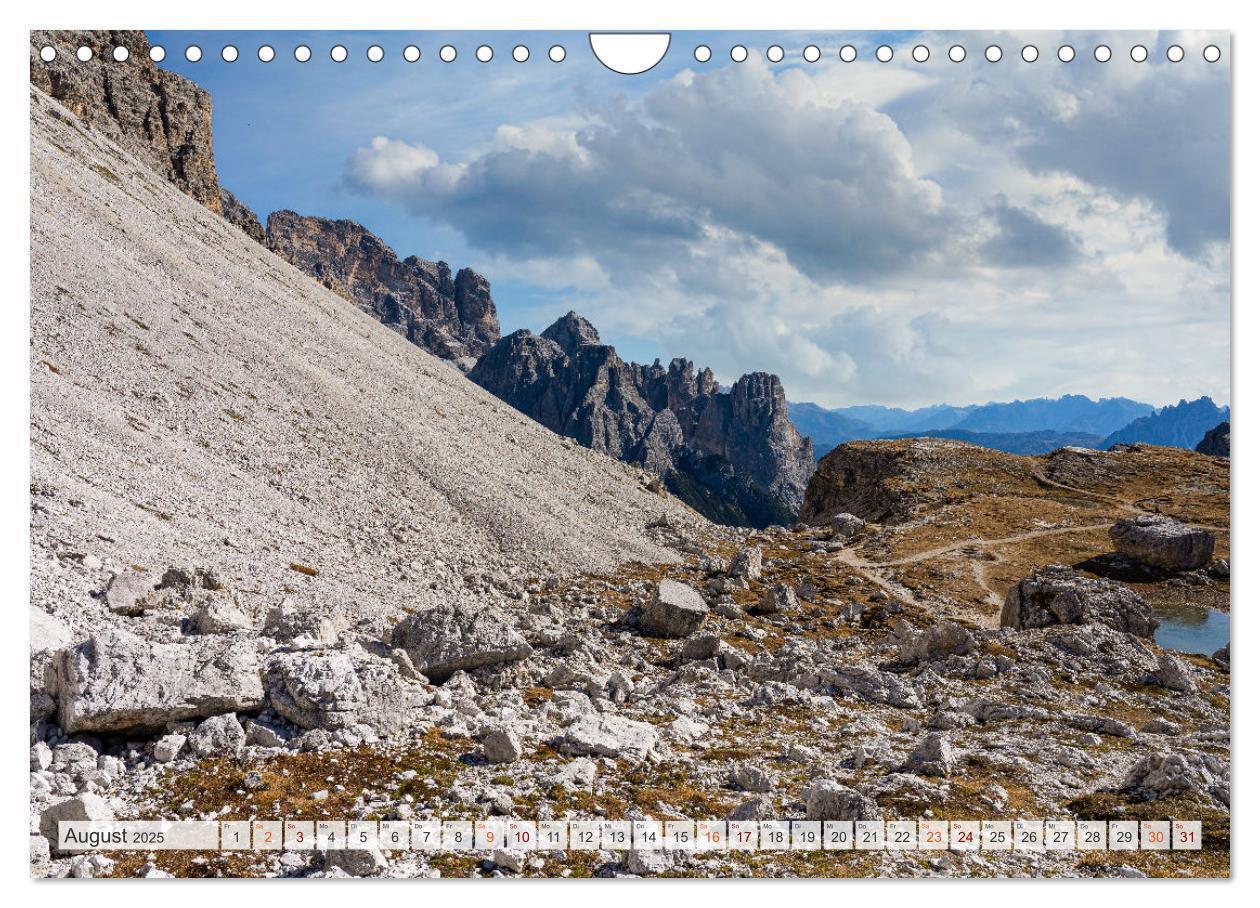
xmin=727 ymin=546 xmax=763 ymax=581
xmin=53 ymin=630 xmax=264 ymax=733
xmin=560 ymin=714 xmax=659 ymax=762
xmin=639 ymin=580 xmax=708 ymax=638
xmin=1001 ymin=564 xmax=1157 ymax=638
xmin=1109 ymin=515 xmax=1215 ymax=572
xmin=264 ymin=647 xmax=430 ymax=735
xmin=896 ymin=620 xmax=978 ymax=664
xmin=390 ymin=605 xmax=530 ymax=683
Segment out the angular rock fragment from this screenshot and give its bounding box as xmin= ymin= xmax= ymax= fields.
xmin=191 ymin=599 xmax=253 ymax=635
xmin=896 ymin=619 xmax=978 ymax=664
xmin=1001 ymin=564 xmax=1157 ymax=637
xmin=39 ymin=793 xmax=114 ymax=850
xmin=829 ymin=513 xmax=866 ymax=538
xmin=803 ymin=780 xmax=879 ymax=820
xmin=188 ymin=713 xmax=245 ymax=757
xmin=53 ymin=630 xmax=264 ymax=733
xmin=905 ymin=733 xmax=955 ymax=777
xmin=639 ymin=579 xmax=708 ymax=638
xmin=749 ymin=582 xmax=798 ymax=616
xmin=103 ymin=570 xmax=158 ymax=616
xmin=391 ymin=604 xmax=530 ymax=683
xmin=560 ymin=714 xmax=659 ymax=762
xmin=1149 ymin=652 xmax=1196 ymax=693
xmin=1109 ymin=515 xmax=1215 ymax=572
xmin=727 ymin=546 xmax=763 ymax=581
xmin=481 ymin=726 xmax=523 ymax=764
xmin=153 ymin=734 xmax=186 ymax=763
xmin=1123 ymin=751 xmax=1229 ymax=804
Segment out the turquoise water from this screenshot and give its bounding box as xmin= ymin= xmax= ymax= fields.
xmin=1154 ymin=606 xmax=1230 ymax=656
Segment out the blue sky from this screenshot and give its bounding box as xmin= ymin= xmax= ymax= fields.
xmin=148 ymin=30 xmax=1231 ymax=408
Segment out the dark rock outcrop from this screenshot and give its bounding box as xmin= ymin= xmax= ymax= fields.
xmin=220 ymin=188 xmax=266 ymax=245
xmin=1196 ymin=421 xmax=1230 ymax=458
xmin=1101 ymin=396 xmax=1230 ymax=450
xmin=266 ymin=211 xmax=501 ymax=369
xmin=468 ymin=313 xmax=814 ymax=526
xmin=30 ymin=30 xmax=221 ymax=213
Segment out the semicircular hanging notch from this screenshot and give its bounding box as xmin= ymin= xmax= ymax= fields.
xmin=589 ymin=32 xmax=672 ymax=74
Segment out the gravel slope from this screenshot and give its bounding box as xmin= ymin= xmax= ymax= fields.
xmin=29 ymin=87 xmax=709 ymax=639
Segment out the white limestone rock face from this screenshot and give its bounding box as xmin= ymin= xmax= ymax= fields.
xmin=53 ymin=630 xmax=264 ymax=733
xmin=264 ymin=646 xmax=431 ymax=735
xmin=391 ymin=604 xmax=531 ymax=683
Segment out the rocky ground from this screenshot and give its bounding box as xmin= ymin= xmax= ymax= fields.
xmin=29 ymin=43 xmax=1230 ymax=880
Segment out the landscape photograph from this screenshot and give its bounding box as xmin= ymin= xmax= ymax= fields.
xmin=28 ymin=28 xmax=1230 ymax=879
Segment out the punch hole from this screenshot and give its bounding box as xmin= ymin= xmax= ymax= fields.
xmin=948 ymin=45 xmax=966 ymax=62
xmin=1021 ymin=45 xmax=1039 ymax=63
xmin=694 ymin=45 xmax=711 ymax=63
xmin=767 ymin=45 xmax=784 ymax=63
xmin=330 ymin=45 xmax=348 ymax=63
xmin=803 ymin=45 xmax=821 ymax=63
xmin=1166 ymin=45 xmax=1184 ymax=63
xmin=149 ymin=46 xmax=165 ymax=62
xmin=113 ymin=47 xmax=129 ymax=62
xmin=512 ymin=45 xmax=528 ymax=63
xmin=1058 ymin=45 xmax=1075 ymax=62
xmin=258 ymin=45 xmax=275 ymax=63
xmin=477 ymin=45 xmax=493 ymax=62
xmin=912 ymin=45 xmax=929 ymax=62
xmin=730 ymin=45 xmax=748 ymax=62
xmin=295 ymin=45 xmax=312 ymax=62
xmin=184 ymin=45 xmax=202 ymax=62
xmin=439 ymin=45 xmax=457 ymax=62
xmin=549 ymin=45 xmax=566 ymax=63
xmin=1094 ymin=45 xmax=1111 ymax=62
xmin=1203 ymin=45 xmax=1221 ymax=62
xmin=39 ymin=46 xmax=56 ymax=62
xmin=221 ymin=46 xmax=239 ymax=63
xmin=404 ymin=45 xmax=421 ymax=62
xmin=985 ymin=45 xmax=1002 ymax=62
xmin=876 ymin=45 xmax=893 ymax=62
xmin=76 ymin=46 xmax=93 ymax=62
xmin=367 ymin=45 xmax=385 ymax=62
xmin=839 ymin=45 xmax=857 ymax=62
xmin=1130 ymin=45 xmax=1148 ymax=63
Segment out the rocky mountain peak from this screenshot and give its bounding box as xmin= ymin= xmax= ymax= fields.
xmin=30 ymin=30 xmax=221 ymax=214
xmin=264 ymin=210 xmax=501 ymax=370
xmin=470 ymin=313 xmax=814 ymax=527
xmin=541 ymin=311 xmax=601 ymax=353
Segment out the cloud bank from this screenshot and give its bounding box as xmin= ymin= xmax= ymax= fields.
xmin=345 ymin=32 xmax=1230 ymax=408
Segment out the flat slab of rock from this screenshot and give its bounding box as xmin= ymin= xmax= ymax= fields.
xmin=53 ymin=630 xmax=264 ymax=733
xmin=39 ymin=793 xmax=114 ymax=850
xmin=560 ymin=714 xmax=659 ymax=762
xmin=1109 ymin=515 xmax=1215 ymax=572
xmin=639 ymin=579 xmax=707 ymax=638
xmin=1001 ymin=564 xmax=1157 ymax=638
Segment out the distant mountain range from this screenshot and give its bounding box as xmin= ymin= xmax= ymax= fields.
xmin=790 ymin=394 xmax=1228 ymax=459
